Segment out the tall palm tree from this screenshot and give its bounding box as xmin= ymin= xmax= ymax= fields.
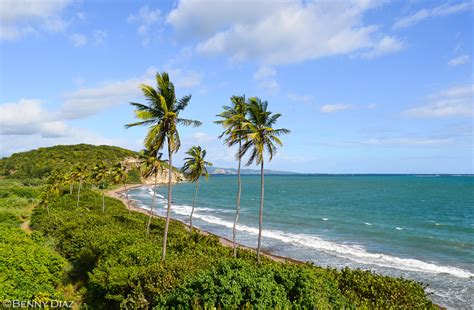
xmin=110 ymin=162 xmax=131 ymax=212
xmin=240 ymin=97 xmax=290 ymax=263
xmin=181 ymin=146 xmax=212 ymax=233
xmin=72 ymin=164 xmax=88 ymax=208
xmin=125 ymin=72 xmax=201 ymax=261
xmin=63 ymin=171 xmax=74 ymax=195
xmin=215 ymin=95 xmax=248 ymax=257
xmin=91 ymin=161 xmax=109 ymax=212
xmin=140 ymin=149 xmax=166 ymax=234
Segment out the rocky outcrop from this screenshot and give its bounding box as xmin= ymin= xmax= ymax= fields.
xmin=122 ymin=157 xmax=186 ymax=185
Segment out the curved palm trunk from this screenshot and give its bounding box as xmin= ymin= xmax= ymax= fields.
xmin=190 ymin=178 xmax=199 ymax=234
xmin=162 ymin=141 xmax=173 ymax=261
xmin=147 ymin=175 xmax=158 ymax=234
xmin=232 ymin=141 xmax=242 ymax=257
xmin=257 ymin=160 xmax=264 ymax=264
xmin=76 ymin=178 xmax=82 ymax=208
xmin=123 ymin=183 xmax=131 ymax=213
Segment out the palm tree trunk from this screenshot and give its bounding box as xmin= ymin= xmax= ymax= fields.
xmin=46 ymin=204 xmax=50 ymax=215
xmin=69 ymin=184 xmax=73 ymax=195
xmin=147 ymin=175 xmax=157 ymax=234
xmin=190 ymin=178 xmax=199 ymax=234
xmin=76 ymin=178 xmax=82 ymax=208
xmin=102 ymin=191 xmax=105 ymax=212
xmin=162 ymin=141 xmax=173 ymax=261
xmin=233 ymin=141 xmax=242 ymax=257
xmin=257 ymin=160 xmax=264 ymax=264
xmin=123 ymin=183 xmax=131 ymax=213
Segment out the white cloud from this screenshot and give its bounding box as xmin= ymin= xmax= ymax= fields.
xmin=393 ymin=2 xmax=471 ymax=29
xmin=167 ymin=0 xmax=400 ymax=65
xmin=254 ymin=66 xmax=279 ymax=93
xmin=448 ymin=54 xmax=470 ymax=66
xmin=320 ymin=104 xmax=354 ymax=113
xmin=287 ymin=93 xmax=313 ymax=104
xmin=70 ymin=33 xmax=87 ymax=47
xmin=403 ymin=84 xmax=473 ymax=118
xmin=363 ymin=137 xmax=453 ymax=146
xmin=359 ymin=36 xmax=404 ymax=59
xmin=0 ymin=99 xmax=67 ymax=137
xmin=128 ymin=6 xmax=161 ymax=46
xmin=93 ymin=30 xmax=107 ymax=46
xmin=0 ymin=0 xmax=71 ymax=41
xmin=166 ymin=68 xmax=202 ymax=88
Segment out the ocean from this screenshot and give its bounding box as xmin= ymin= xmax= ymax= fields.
xmin=128 ymin=175 xmax=474 ymax=309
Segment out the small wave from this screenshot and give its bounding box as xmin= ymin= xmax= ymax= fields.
xmin=396 ymin=227 xmax=403 ymax=230
xmin=182 ymin=213 xmax=474 ymax=279
xmin=321 ymin=218 xmax=328 ymax=221
xmin=365 ymin=222 xmax=372 ymax=226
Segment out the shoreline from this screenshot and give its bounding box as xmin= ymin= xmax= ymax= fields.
xmin=106 ymin=184 xmax=303 ymax=264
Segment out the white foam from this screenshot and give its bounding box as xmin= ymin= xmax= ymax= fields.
xmin=365 ymin=222 xmax=372 ymax=226
xmin=321 ymin=218 xmax=328 ymax=221
xmin=396 ymin=227 xmax=403 ymax=230
xmin=183 ymin=212 xmax=474 ymax=279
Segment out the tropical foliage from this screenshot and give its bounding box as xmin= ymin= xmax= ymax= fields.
xmin=181 ymin=146 xmax=212 ymax=232
xmin=126 ymin=71 xmax=201 ymax=260
xmin=215 ymin=95 xmax=248 ymax=257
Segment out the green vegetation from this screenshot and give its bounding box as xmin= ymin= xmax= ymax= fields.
xmin=27 ymin=186 xmax=434 ymax=308
xmin=0 ymin=144 xmax=137 ymax=179
xmin=0 ymin=72 xmax=436 ymax=308
xmin=0 ymin=179 xmax=68 ymax=302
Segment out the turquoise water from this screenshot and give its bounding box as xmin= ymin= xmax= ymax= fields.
xmin=128 ymin=175 xmax=474 ymax=309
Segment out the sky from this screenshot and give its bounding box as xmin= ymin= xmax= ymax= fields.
xmin=0 ymin=0 xmax=472 ymax=174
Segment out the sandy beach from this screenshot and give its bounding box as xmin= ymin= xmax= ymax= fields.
xmin=106 ymin=184 xmax=301 ymax=264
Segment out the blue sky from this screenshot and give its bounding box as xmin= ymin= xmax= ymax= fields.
xmin=0 ymin=0 xmax=472 ymax=173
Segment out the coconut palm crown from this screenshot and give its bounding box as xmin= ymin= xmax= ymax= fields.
xmin=240 ymin=97 xmax=290 ymax=264
xmin=215 ymin=95 xmax=249 ymax=257
xmin=125 ymin=71 xmax=201 ymax=261
xmin=181 ymin=146 xmax=212 ymax=233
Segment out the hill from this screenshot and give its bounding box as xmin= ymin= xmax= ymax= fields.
xmin=0 ymin=144 xmax=137 ymax=179
xmin=207 ymin=166 xmax=298 ymax=175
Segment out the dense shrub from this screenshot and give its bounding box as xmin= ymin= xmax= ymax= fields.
xmin=0 ymin=180 xmax=67 ymax=300
xmin=29 ymin=187 xmax=435 ymax=309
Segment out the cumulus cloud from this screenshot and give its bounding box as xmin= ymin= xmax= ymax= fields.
xmin=93 ymin=30 xmax=107 ymax=46
xmin=393 ymin=2 xmax=471 ymax=29
xmin=320 ymin=104 xmax=354 ymax=113
xmin=128 ymin=6 xmax=161 ymax=46
xmin=448 ymin=54 xmax=470 ymax=66
xmin=0 ymin=0 xmax=72 ymax=41
xmin=70 ymin=33 xmax=87 ymax=47
xmin=253 ymin=66 xmax=279 ymax=93
xmin=167 ymin=0 xmax=401 ymax=65
xmin=403 ymin=84 xmax=473 ymax=118
xmin=359 ymin=36 xmax=404 ymax=59
xmin=0 ymin=99 xmax=68 ymax=137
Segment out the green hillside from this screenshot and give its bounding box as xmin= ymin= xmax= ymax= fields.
xmin=0 ymin=144 xmax=137 ymax=179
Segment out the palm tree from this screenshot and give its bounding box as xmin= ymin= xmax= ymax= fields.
xmin=125 ymin=71 xmax=201 ymax=261
xmin=72 ymin=164 xmax=88 ymax=208
xmin=240 ymin=97 xmax=290 ymax=263
xmin=181 ymin=146 xmax=212 ymax=233
xmin=215 ymin=95 xmax=248 ymax=257
xmin=41 ymin=172 xmax=62 ymax=214
xmin=140 ymin=149 xmax=166 ymax=234
xmin=63 ymin=171 xmax=74 ymax=195
xmin=110 ymin=162 xmax=131 ymax=212
xmin=91 ymin=161 xmax=109 ymax=212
